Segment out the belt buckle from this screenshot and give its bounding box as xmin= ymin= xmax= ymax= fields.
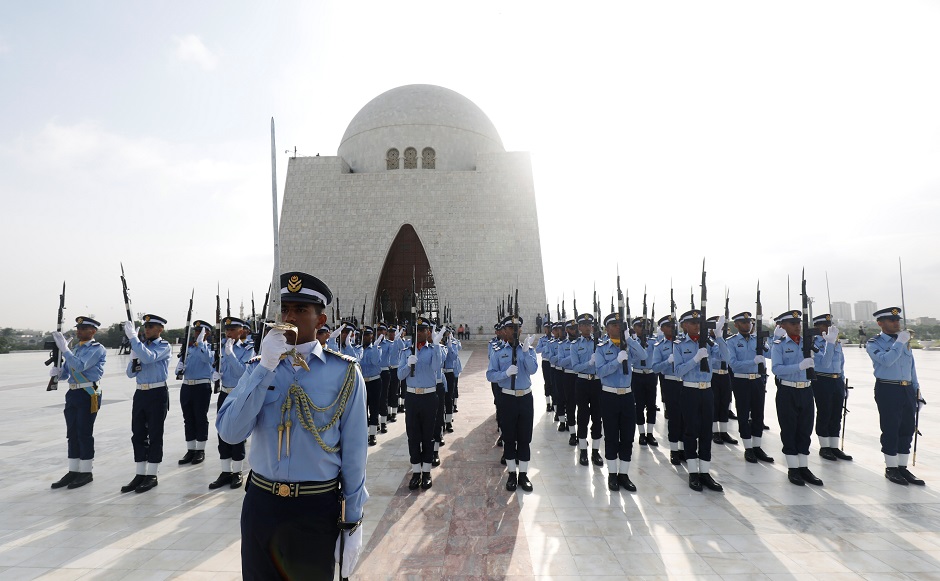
xmin=617 ymin=388 xmax=626 ymax=395
xmin=516 ymin=390 xmax=524 ymax=397
xmin=902 ymin=381 xmax=910 ymax=386
xmin=277 ymin=483 xmax=291 ymax=497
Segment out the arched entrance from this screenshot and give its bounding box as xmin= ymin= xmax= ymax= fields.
xmin=374 ymin=224 xmax=439 ymax=324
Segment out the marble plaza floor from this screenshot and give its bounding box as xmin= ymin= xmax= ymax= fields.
xmin=0 ymin=345 xmax=939 ymax=580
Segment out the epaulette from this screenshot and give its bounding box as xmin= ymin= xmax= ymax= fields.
xmin=247 ymin=355 xmax=261 ymax=365
xmin=867 ymin=337 xmax=877 ymax=343
xmin=324 ymin=347 xmax=358 ymax=363
xmin=773 ymin=339 xmax=783 ymax=344
xmin=597 ymin=338 xmax=610 ymax=346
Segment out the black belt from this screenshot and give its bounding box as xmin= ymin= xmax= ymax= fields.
xmin=249 ymin=472 xmax=339 ymax=498
xmin=876 ymin=379 xmax=913 ymax=386
xmin=815 ymin=372 xmax=841 ymax=379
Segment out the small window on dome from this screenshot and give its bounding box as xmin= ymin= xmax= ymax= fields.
xmin=422 ymin=147 xmax=436 ymax=169
xmin=403 ymin=147 xmax=417 ymax=169
xmin=386 ymin=148 xmax=400 ymax=170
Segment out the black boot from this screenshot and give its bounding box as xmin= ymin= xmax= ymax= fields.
xmin=368 ymin=435 xmax=377 ymax=446
xmin=638 ymin=433 xmax=647 ymax=446
xmin=831 ymin=448 xmax=853 ymax=461
xmin=388 ymin=413 xmax=397 ymax=423
xmin=209 ymin=473 xmax=233 ymax=490
xmin=799 ymin=467 xmax=823 ymax=486
xmin=408 ymin=473 xmax=421 ymax=490
xmin=579 ymin=449 xmax=589 ymax=466
xmin=230 ymin=472 xmax=243 ymax=489
xmin=191 ymin=450 xmax=205 ymax=465
xmin=728 ymin=409 xmax=737 ymax=419
xmin=500 ymin=453 xmax=506 ymax=465
xmin=700 ymin=473 xmax=723 ymax=492
xmin=121 ymin=474 xmax=145 ymax=493
xmin=617 ymin=474 xmax=637 ymax=492
xmin=518 ymin=472 xmax=533 ymax=492
xmin=885 ymin=467 xmax=909 ymax=485
xmin=721 ymin=432 xmax=738 ymax=445
xmin=607 ymin=474 xmax=620 ymax=491
xmin=495 ymin=436 xmax=503 ymax=447
xmin=51 ymin=471 xmax=78 ymax=489
xmin=712 ymin=432 xmax=723 ymax=445
xmin=178 ymin=450 xmax=196 ymax=465
xmin=568 ymin=434 xmax=578 ymax=446
xmin=753 ymin=447 xmax=774 ymax=463
xmin=819 ymin=447 xmax=837 ymax=461
xmin=438 ymin=438 xmax=445 ymax=447
xmin=688 ymin=473 xmax=703 ymax=491
xmin=546 ymin=402 xmax=553 ymax=413
xmin=445 ymin=422 xmax=454 ymax=433
xmin=899 ymin=467 xmax=925 ymax=486
xmin=787 ymin=469 xmax=806 ymax=486
xmin=646 ymin=434 xmax=658 ymax=447
xmin=380 ymin=423 xmax=388 ymax=434
xmin=420 ymin=472 xmax=432 ymax=490
xmin=431 ymin=452 xmax=441 ymax=467
xmin=135 ymin=475 xmax=159 ymax=493
xmin=67 ymin=473 xmax=93 ymax=489
xmin=557 ymin=421 xmax=567 ymax=432
xmin=679 ymin=449 xmax=687 ymax=462
xmin=744 ymin=449 xmax=758 ymax=463
xmin=592 ymin=450 xmax=604 ymax=467
xmin=553 ymin=412 xmax=560 ymax=422
xmin=670 ymin=451 xmax=682 ymax=466
xmin=506 ymin=472 xmax=518 ymax=491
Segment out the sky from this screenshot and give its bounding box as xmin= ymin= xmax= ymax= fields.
xmin=2 ymin=1 xmax=939 ymax=331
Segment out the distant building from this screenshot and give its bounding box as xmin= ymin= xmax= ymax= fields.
xmin=854 ymin=300 xmax=878 ymax=322
xmin=830 ymin=301 xmax=852 ymax=324
xmin=916 ymin=317 xmax=938 ymax=326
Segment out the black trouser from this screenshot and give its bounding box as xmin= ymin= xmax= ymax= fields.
xmin=775 ymin=380 xmax=815 ymax=456
xmin=434 ymin=382 xmax=446 ymax=441
xmin=444 ymin=372 xmax=456 ymax=416
xmin=180 ymin=382 xmax=212 ymax=442
xmin=680 ymin=385 xmax=714 ymax=462
xmin=541 ymin=361 xmax=553 ymax=401
xmin=241 ymin=479 xmax=340 ymax=581
xmin=217 ymin=390 xmax=245 ymax=461
xmin=563 ymin=372 xmax=578 ymax=427
xmin=452 ymin=375 xmax=459 ymax=400
xmin=366 ymin=378 xmax=382 ymax=428
xmin=632 ymin=372 xmax=658 ymax=426
xmin=575 ymin=378 xmax=603 ymax=440
xmin=388 ymin=368 xmax=401 ymax=409
xmin=491 ymin=382 xmax=502 ymax=432
xmin=131 ymin=386 xmax=169 ymax=463
xmin=379 ymin=369 xmax=391 ymax=418
xmin=600 ymin=389 xmax=635 ymax=462
xmin=64 ymin=388 xmax=99 ymax=460
xmin=813 ymin=375 xmax=844 ymax=438
xmin=712 ymin=372 xmax=732 ymax=425
xmin=405 ymin=390 xmax=438 ymax=466
xmin=660 ymin=376 xmax=684 ymax=444
xmin=874 ymin=380 xmax=917 ymax=456
xmin=731 ymin=376 xmax=766 ymax=441
xmin=499 ymin=390 xmax=534 ymax=463
xmin=553 ymin=368 xmax=567 ymax=414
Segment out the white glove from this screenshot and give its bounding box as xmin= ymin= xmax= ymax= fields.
xmin=211 ymin=371 xmax=222 ymax=382
xmin=692 ymin=347 xmax=708 ymax=363
xmin=918 ymin=397 xmax=927 ymax=411
xmin=825 ymin=326 xmax=839 ymax=344
xmin=374 ymin=334 xmax=384 ymax=347
xmin=667 ymin=354 xmax=675 ymax=364
xmin=334 ymin=527 xmax=363 ymax=578
xmin=432 ymin=327 xmax=445 ymax=344
xmin=798 ymin=357 xmax=815 ymax=370
xmin=522 ymin=335 xmax=534 ymax=352
xmin=589 ymin=353 xmax=597 ymax=366
xmin=715 ymin=316 xmax=726 ymax=333
xmin=224 ymin=338 xmax=235 ymax=357
xmin=259 ymin=329 xmax=289 ymax=371
xmin=616 ymin=350 xmax=629 ymax=363
xmin=175 ymin=360 xmax=185 ymax=375
xmin=49 ymin=366 xmax=61 ymax=377
xmin=896 ymin=330 xmax=911 ymax=345
xmin=345 ymin=332 xmax=355 ymax=348
xmin=329 ymin=326 xmax=342 ymax=340
xmin=773 ymin=326 xmax=787 ymax=339
xmin=656 ymin=331 xmax=665 ymax=342
xmin=196 ymin=328 xmax=207 ymax=344
xmin=123 ymin=321 xmax=138 ymax=341
xmin=407 ymin=354 xmax=418 ymax=366
xmin=505 ymin=364 xmax=518 ymax=376
xmin=52 ymin=331 xmax=72 ymax=356
xmin=754 ymin=355 xmax=765 ymax=365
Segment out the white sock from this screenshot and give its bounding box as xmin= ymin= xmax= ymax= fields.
xmin=818 ymin=435 xmax=828 ymax=448
xmin=560 ymin=415 xmax=566 ymax=422
xmin=620 ymin=460 xmax=630 ymax=475
xmin=434 ymin=441 xmax=440 ymax=452
xmin=678 ymin=442 xmax=685 ymax=451
xmin=196 ymin=440 xmax=206 ymax=451
xmin=369 ymin=425 xmax=376 ymax=436
xmin=742 ymin=438 xmax=753 ymax=449
xmin=829 ymin=436 xmax=839 ymax=449
xmin=444 ymin=414 xmax=452 ymax=423
xmin=518 ymin=461 xmax=528 ymax=472
xmin=412 ymin=463 xmax=421 ymax=474
xmin=798 ymin=454 xmax=808 ymax=468
xmin=69 ymin=458 xmax=80 ymax=472
xmin=753 ymin=437 xmax=762 ymax=447
xmin=187 ymin=440 xmax=196 ymax=450
xmin=592 ymin=440 xmax=601 ymax=450
xmin=221 ymin=458 xmax=232 ymax=472
xmin=646 ymin=424 xmax=655 ymax=437
xmin=712 ymin=421 xmax=719 ymax=432
xmin=898 ymin=453 xmax=910 ymax=468
xmin=79 ymin=459 xmax=93 ymax=473
xmin=569 ymin=425 xmax=576 ymax=434
xmin=670 ymin=441 xmax=678 ymax=451
xmin=700 ymin=460 xmax=710 ymax=475
xmin=719 ymin=422 xmax=729 ymax=433
xmin=885 ymin=454 xmax=898 ymax=468
xmin=380 ymin=415 xmax=387 ymax=425
xmin=579 ymin=439 xmax=588 ymax=450
xmin=637 ymin=423 xmax=645 ymax=435
xmin=785 ymin=455 xmax=799 ymax=469
xmin=146 ymin=462 xmax=160 ymax=476
xmin=232 ymin=460 xmax=243 ymax=473
xmin=136 ymin=461 xmax=147 ymax=475
xmin=690 ymin=458 xmax=700 ymax=473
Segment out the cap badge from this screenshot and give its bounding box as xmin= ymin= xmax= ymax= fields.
xmin=144 ymin=315 xmax=151 ymax=322
xmin=225 ymin=318 xmax=231 ymax=325
xmin=792 ymin=310 xmax=800 ymax=318
xmin=825 ymin=314 xmax=832 ymax=321
xmin=692 ymin=311 xmax=699 ymax=318
xmin=76 ymin=317 xmax=84 ymax=324
xmin=287 ymin=275 xmax=302 ymax=293
xmin=892 ymin=308 xmax=900 ymax=315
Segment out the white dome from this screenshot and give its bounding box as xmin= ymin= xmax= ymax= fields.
xmin=338 ymin=84 xmax=504 ymax=172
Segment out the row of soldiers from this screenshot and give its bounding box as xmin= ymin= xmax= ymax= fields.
xmin=515 ymin=305 xmax=924 ymax=491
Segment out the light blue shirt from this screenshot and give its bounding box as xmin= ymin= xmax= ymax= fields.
xmin=594 ymin=338 xmax=637 ymax=388
xmin=536 ymin=334 xmax=552 ymax=363
xmin=359 ymin=343 xmax=382 ymax=379
xmin=183 ymin=341 xmax=213 ymax=381
xmin=221 ymin=340 xmax=254 ymax=387
xmin=60 ymin=340 xmax=106 ymax=384
xmin=570 ymin=335 xmax=597 ymax=375
xmin=126 ymin=337 xmax=171 ymax=383
xmin=725 ymin=333 xmax=770 ymax=375
xmin=651 ymin=336 xmax=679 ymax=375
xmin=673 ymin=336 xmax=730 ymax=382
xmin=486 ymin=343 xmax=538 ymax=389
xmin=216 ymin=340 xmax=368 ymax=521
xmin=557 ymin=337 xmax=576 ymax=370
xmin=813 ymin=335 xmax=843 ymax=376
xmin=866 ymin=332 xmax=919 ymax=387
xmin=771 ymin=335 xmax=823 ymax=382
xmin=631 ymin=335 xmax=656 ymax=371
xmin=444 ymin=339 xmax=462 ymax=374
xmin=396 ymin=342 xmax=442 ymax=388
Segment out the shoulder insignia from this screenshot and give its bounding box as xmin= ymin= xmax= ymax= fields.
xmin=247 ymin=355 xmax=262 ymax=365
xmin=773 ymin=339 xmax=783 ymax=344
xmin=867 ymin=337 xmax=877 ymax=343
xmin=324 ymin=347 xmax=357 ymax=363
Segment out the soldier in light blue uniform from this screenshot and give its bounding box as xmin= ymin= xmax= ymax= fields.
xmin=725 ymin=311 xmax=773 ymax=463
xmin=375 ymin=323 xmax=391 ymax=433
xmin=489 ymin=324 xmax=505 ymax=447
xmin=557 ymin=320 xmax=579 ymax=446
xmin=386 ymin=325 xmax=406 ymax=419
xmin=443 ymin=328 xmax=462 ymax=434
xmin=209 ymin=316 xmax=255 ymax=490
xmin=122 ymin=314 xmax=172 ymax=494
xmin=50 ymin=316 xmax=106 ymax=490
xmin=810 ymin=313 xmax=852 ymax=462
xmin=431 ymin=327 xmax=449 ymax=467
xmin=548 ymin=322 xmax=567 ymax=428
xmin=671 ymin=309 xmax=729 ymax=492
xmin=594 ymin=313 xmax=641 ymax=492
xmin=176 ymin=320 xmax=214 ymax=466
xmin=652 ymin=315 xmax=685 ymax=465
xmin=486 ymin=315 xmax=538 ymax=492
xmin=867 ymin=306 xmax=924 ymax=486
xmin=631 ymin=317 xmax=660 ymax=448
xmin=536 ymin=321 xmax=554 ymax=413
xmin=359 ymin=326 xmax=383 ymax=447
xmin=707 ymin=315 xmax=737 ymax=446
xmin=771 ymin=310 xmax=825 ymax=487
xmin=217 ymin=271 xmax=368 ymax=579
xmin=571 ymin=313 xmax=604 ymax=467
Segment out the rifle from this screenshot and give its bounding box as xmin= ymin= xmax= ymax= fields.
xmin=410 ymin=265 xmax=417 ymax=377
xmin=690 ymin=286 xmax=695 ymax=310
xmin=670 ymin=282 xmax=677 ymax=339
xmin=45 ymin=281 xmax=66 ymax=391
xmin=361 ymin=294 xmax=366 ymax=330
xmin=511 ymin=288 xmax=520 ymax=390
xmin=840 ymin=376 xmax=854 ymax=451
xmin=900 ymin=258 xmax=923 ymax=465
xmin=801 ymin=269 xmax=817 ymax=380
xmin=721 ymin=288 xmax=730 ymax=370
xmin=616 ymin=265 xmax=629 ymax=374
xmin=755 ymin=282 xmax=766 ymax=375
xmin=253 ymin=285 xmax=270 ymax=354
xmin=698 ymin=259 xmax=709 ymax=372
xmin=120 ymin=262 xmax=140 ymax=373
xmin=573 ymin=291 xmax=578 ymax=321
xmin=592 ymin=284 xmax=600 ymax=354
xmin=214 ymin=284 xmax=222 ymax=393
xmin=176 ymin=289 xmax=195 ymax=380
xmin=640 ymin=286 xmax=648 ymax=363
xmin=250 ymin=293 xmax=257 ymax=334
